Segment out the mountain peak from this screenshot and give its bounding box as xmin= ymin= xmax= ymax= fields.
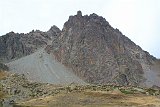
xmin=48 ymin=25 xmax=60 ymax=33
xmin=52 ymin=11 xmax=160 ymax=87
xmin=1 ymin=11 xmax=160 ymax=88
xmin=64 ymin=11 xmax=110 ymax=30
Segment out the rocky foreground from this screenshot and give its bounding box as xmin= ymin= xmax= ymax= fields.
xmin=1 ymin=72 xmax=160 ymax=107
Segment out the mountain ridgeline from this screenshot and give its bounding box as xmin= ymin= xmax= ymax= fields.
xmin=0 ymin=11 xmax=159 ymax=87
xmin=0 ymin=26 xmax=61 ymax=62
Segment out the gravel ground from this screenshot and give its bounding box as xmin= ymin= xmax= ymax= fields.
xmin=6 ymin=48 xmax=86 ymax=85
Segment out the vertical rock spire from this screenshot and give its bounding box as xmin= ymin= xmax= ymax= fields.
xmin=77 ymin=10 xmax=82 ymax=17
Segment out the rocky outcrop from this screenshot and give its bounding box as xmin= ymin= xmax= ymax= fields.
xmin=0 ymin=26 xmax=61 ymax=62
xmin=1 ymin=73 xmax=160 ymax=107
xmin=0 ymin=11 xmax=159 ymax=87
xmin=0 ymin=73 xmax=64 ymax=106
xmin=50 ymin=11 xmax=159 ymax=87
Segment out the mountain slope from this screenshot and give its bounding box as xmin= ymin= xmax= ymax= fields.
xmin=0 ymin=11 xmax=159 ymax=87
xmin=49 ymin=11 xmax=159 ymax=87
xmin=0 ymin=26 xmax=60 ymax=63
xmin=6 ymin=48 xmax=86 ymax=85
xmin=144 ymin=60 xmax=160 ymax=87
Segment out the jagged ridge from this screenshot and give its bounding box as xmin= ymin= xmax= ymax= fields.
xmin=49 ymin=11 xmax=159 ymax=87
xmin=0 ymin=26 xmax=60 ymax=62
xmin=0 ymin=11 xmax=160 ymax=87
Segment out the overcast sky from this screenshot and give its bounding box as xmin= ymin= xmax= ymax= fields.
xmin=0 ymin=0 xmax=160 ymax=58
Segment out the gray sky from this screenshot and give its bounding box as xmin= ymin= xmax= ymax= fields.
xmin=0 ymin=0 xmax=160 ymax=58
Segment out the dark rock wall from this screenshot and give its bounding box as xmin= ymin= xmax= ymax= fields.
xmin=0 ymin=26 xmax=60 ymax=62
xmin=0 ymin=11 xmax=159 ymax=87
xmin=51 ymin=11 xmax=157 ymax=86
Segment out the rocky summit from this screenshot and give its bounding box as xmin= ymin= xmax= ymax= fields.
xmin=49 ymin=11 xmax=160 ymax=87
xmin=0 ymin=11 xmax=160 ymax=88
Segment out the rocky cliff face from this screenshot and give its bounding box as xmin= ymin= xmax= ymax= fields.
xmin=0 ymin=11 xmax=159 ymax=87
xmin=0 ymin=26 xmax=60 ymax=62
xmin=49 ymin=11 xmax=159 ymax=87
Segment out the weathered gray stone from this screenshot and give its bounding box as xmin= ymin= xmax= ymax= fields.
xmin=0 ymin=26 xmax=61 ymax=62
xmin=50 ymin=11 xmax=156 ymax=86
